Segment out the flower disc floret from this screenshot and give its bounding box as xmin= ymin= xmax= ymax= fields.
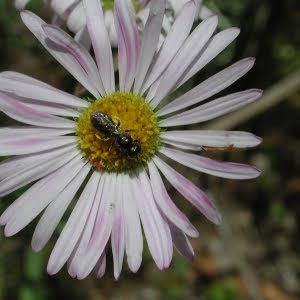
xmin=76 ymin=92 xmax=161 ymax=173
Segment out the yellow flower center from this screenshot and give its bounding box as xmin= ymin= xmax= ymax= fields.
xmin=76 ymin=92 xmax=161 ymax=173
xmin=102 ymin=0 xmax=140 ymax=12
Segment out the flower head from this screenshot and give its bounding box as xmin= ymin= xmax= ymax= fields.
xmin=1 ymin=0 xmax=262 ymax=279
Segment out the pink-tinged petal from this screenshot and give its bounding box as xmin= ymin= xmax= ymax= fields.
xmin=159 ymin=147 xmax=261 ymax=180
xmin=20 ymin=11 xmax=99 ymax=97
xmin=0 ymin=71 xmax=88 ymax=108
xmin=93 ymin=253 xmax=106 ymax=279
xmin=141 ymin=1 xmax=197 ymax=94
xmin=0 ymin=145 xmax=78 ymax=197
xmin=133 ymin=0 xmax=165 ymax=94
xmin=150 ymin=15 xmax=218 ymax=108
xmin=148 ymin=161 xmax=199 ymax=238
xmin=161 ymin=139 xmax=203 ymax=151
xmin=135 ymin=170 xmax=173 ymax=269
xmin=178 ymin=28 xmax=241 ymax=87
xmin=169 ymin=222 xmax=194 ymax=261
xmin=153 ymin=156 xmax=221 ymax=224
xmin=66 ymin=172 xmax=105 ymax=278
xmin=0 ymin=155 xmax=84 ymax=236
xmin=83 ymin=0 xmax=115 ymax=93
xmin=31 ymin=164 xmax=90 ymax=251
xmin=74 ymin=173 xmax=115 ymax=280
xmin=159 ymin=89 xmax=263 ymax=127
xmin=157 ymin=58 xmax=256 ymax=116
xmin=42 ymin=24 xmax=105 ymax=96
xmin=123 ymin=175 xmax=143 ymax=272
xmin=161 ymin=130 xmax=262 ymax=148
xmin=47 ymin=171 xmax=102 ymax=275
xmin=115 ymin=0 xmax=140 ymax=91
xmin=0 ymin=136 xmax=76 ymax=156
xmin=13 ymin=97 xmax=81 ymax=118
xmin=111 ymin=175 xmax=125 ymax=280
xmin=0 ymin=92 xmax=75 ymax=129
xmin=0 ymin=143 xmax=75 ymax=181
xmin=0 ymin=127 xmax=74 ymax=141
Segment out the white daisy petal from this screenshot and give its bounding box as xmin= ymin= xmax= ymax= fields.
xmin=123 ymin=174 xmax=143 ymax=273
xmin=157 ymin=58 xmax=256 ymax=116
xmin=150 ymin=15 xmax=218 ymax=108
xmin=169 ymin=222 xmax=194 ymax=261
xmin=178 ymin=27 xmax=241 ymax=87
xmin=0 ymin=127 xmax=73 ymax=140
xmin=75 ymin=173 xmax=115 ymax=280
xmin=0 ymin=154 xmax=84 ymax=236
xmin=0 ymin=136 xmax=76 ymax=156
xmin=133 ymin=0 xmax=165 ymax=94
xmin=67 ymin=172 xmax=105 ymax=278
xmin=82 ymin=0 xmax=115 ymax=93
xmin=20 ymin=11 xmax=100 ymax=97
xmin=111 ymin=175 xmax=125 ymax=280
xmin=93 ymin=253 xmax=107 ymax=279
xmin=159 ymin=147 xmax=261 ymax=179
xmin=0 ymin=144 xmax=75 ymax=181
xmin=148 ymin=161 xmax=199 ymax=238
xmin=0 ymin=145 xmax=78 ymax=197
xmin=31 ymin=163 xmax=90 ymax=252
xmin=159 ymin=89 xmax=263 ymax=127
xmin=42 ymin=24 xmax=105 ymax=96
xmin=141 ymin=1 xmax=197 ymax=94
xmin=47 ymin=171 xmax=102 ymax=275
xmin=161 ymin=130 xmax=262 ymax=148
xmin=14 ymin=98 xmax=81 ymax=118
xmin=153 ymin=156 xmax=221 ymax=224
xmin=0 ymin=92 xmax=76 ymax=129
xmin=136 ymin=170 xmax=173 ymax=269
xmin=115 ymin=0 xmax=140 ymax=91
xmin=0 ymin=71 xmax=88 ymax=108
xmin=161 ymin=139 xmax=203 ymax=151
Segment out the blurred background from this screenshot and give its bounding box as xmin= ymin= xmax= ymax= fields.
xmin=0 ymin=0 xmax=299 ymax=299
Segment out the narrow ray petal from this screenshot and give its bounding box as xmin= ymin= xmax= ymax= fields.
xmin=0 ymin=92 xmax=76 ymax=129
xmin=31 ymin=164 xmax=90 ymax=251
xmin=161 ymin=130 xmax=262 ymax=148
xmin=178 ymin=27 xmax=241 ymax=87
xmin=82 ymin=0 xmax=115 ymax=93
xmin=47 ymin=171 xmax=102 ymax=275
xmin=0 ymin=145 xmax=78 ymax=197
xmin=115 ymin=0 xmax=140 ymax=91
xmin=67 ymin=173 xmax=105 ymax=278
xmin=153 ymin=156 xmax=221 ymax=224
xmin=0 ymin=71 xmax=88 ymax=108
xmin=157 ymin=58 xmax=256 ymax=116
xmin=148 ymin=161 xmax=199 ymax=238
xmin=75 ymin=174 xmax=115 ymax=279
xmin=123 ymin=175 xmax=143 ymax=272
xmin=111 ymin=175 xmax=125 ymax=280
xmin=20 ymin=11 xmax=99 ymax=97
xmin=159 ymin=89 xmax=263 ymax=127
xmin=159 ymin=147 xmax=261 ymax=179
xmin=0 ymin=155 xmax=84 ymax=236
xmin=0 ymin=136 xmax=76 ymax=156
xmin=42 ymin=24 xmax=105 ymax=95
xmin=136 ymin=170 xmax=173 ymax=269
xmin=150 ymin=15 xmax=218 ymax=107
xmin=169 ymin=222 xmax=194 ymax=261
xmin=133 ymin=0 xmax=165 ymax=94
xmin=141 ymin=1 xmax=197 ymax=94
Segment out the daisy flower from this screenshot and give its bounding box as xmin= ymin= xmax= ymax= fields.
xmin=1 ymin=0 xmax=262 ymax=279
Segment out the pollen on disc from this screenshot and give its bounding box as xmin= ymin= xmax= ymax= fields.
xmin=76 ymin=92 xmax=161 ymax=173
